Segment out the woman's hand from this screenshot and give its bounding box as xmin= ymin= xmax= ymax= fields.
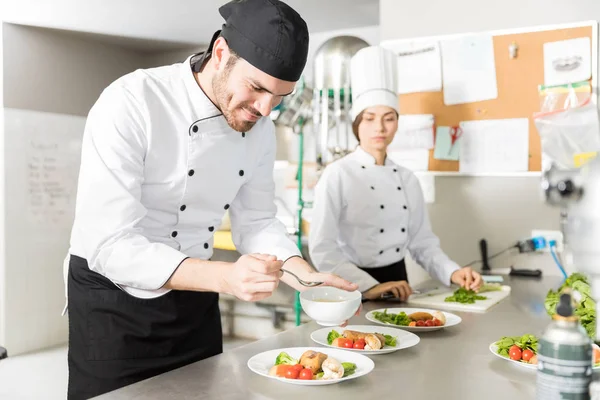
xmin=362 ymin=281 xmax=413 ymax=301
xmin=450 ymin=267 xmax=482 ymax=291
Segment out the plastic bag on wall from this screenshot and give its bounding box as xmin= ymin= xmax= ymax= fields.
xmin=534 ymin=81 xmax=600 ymax=169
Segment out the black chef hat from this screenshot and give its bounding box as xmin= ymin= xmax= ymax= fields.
xmin=192 ymin=0 xmax=309 ymax=82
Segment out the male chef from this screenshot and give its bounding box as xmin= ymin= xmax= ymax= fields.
xmin=64 ymin=0 xmax=357 ymax=398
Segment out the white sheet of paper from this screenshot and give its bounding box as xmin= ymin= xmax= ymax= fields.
xmin=381 ymin=40 xmax=442 ymax=94
xmin=543 ymin=37 xmax=591 ymax=86
xmin=415 ymin=173 xmax=435 ymax=204
xmin=388 ymin=114 xmax=435 ymax=150
xmin=441 ymin=35 xmax=498 ymax=105
xmin=458 ymin=118 xmax=529 ymax=173
xmin=387 ymin=149 xmax=430 ymax=172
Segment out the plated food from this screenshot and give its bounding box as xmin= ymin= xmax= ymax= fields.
xmin=247 ymin=347 xmax=374 ymax=386
xmin=490 ymin=334 xmax=600 ymax=371
xmin=310 ymin=325 xmax=420 ymax=354
xmin=366 ymin=307 xmax=461 ymax=332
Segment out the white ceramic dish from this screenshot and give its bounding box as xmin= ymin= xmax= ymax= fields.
xmin=247 ymin=347 xmax=374 ymax=386
xmin=300 ymin=287 xmax=362 ymax=326
xmin=489 ymin=342 xmax=600 ymax=372
xmin=365 ymin=307 xmax=462 ymax=332
xmin=310 ymin=324 xmax=420 ymax=355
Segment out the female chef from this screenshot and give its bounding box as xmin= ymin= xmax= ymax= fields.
xmin=65 ymin=1 xmax=357 ymax=399
xmin=308 ymin=46 xmax=481 ymax=301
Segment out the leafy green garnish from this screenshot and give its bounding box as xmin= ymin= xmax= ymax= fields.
xmin=274 ymin=352 xmax=298 ymax=366
xmin=444 ymin=288 xmax=487 ymax=304
xmin=327 ymin=330 xmax=341 ymax=345
xmin=383 ymin=334 xmax=397 ymax=347
xmin=371 ymin=309 xmax=411 ymax=326
xmin=495 ymin=334 xmax=538 ymax=359
xmin=342 ymin=362 xmax=356 ymax=377
xmin=545 ymin=272 xmax=596 ymax=339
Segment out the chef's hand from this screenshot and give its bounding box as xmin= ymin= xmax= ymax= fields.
xmin=304 ymin=271 xmax=358 ymax=292
xmin=451 ymin=267 xmax=482 ymax=291
xmin=278 ymin=256 xmax=358 ymax=293
xmin=362 ymin=281 xmax=413 ymax=301
xmin=222 ymin=254 xmax=282 ymax=302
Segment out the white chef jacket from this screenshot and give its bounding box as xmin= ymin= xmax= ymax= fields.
xmin=308 ymin=146 xmax=460 ymax=292
xmin=64 ymin=55 xmax=300 ymax=300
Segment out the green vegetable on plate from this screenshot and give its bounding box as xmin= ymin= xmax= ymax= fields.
xmin=371 ymin=309 xmax=411 ymax=326
xmin=274 ymin=352 xmax=298 ymax=366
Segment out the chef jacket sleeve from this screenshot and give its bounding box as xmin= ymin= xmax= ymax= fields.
xmin=74 ymin=84 xmax=188 ymax=293
xmin=229 ymin=122 xmax=301 ymax=261
xmin=308 ymin=165 xmax=379 ymax=292
xmin=405 ymin=172 xmax=460 ymax=285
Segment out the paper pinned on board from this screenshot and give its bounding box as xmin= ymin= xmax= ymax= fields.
xmin=458 ymin=118 xmax=529 ymax=174
xmin=387 ymin=149 xmax=430 ymax=172
xmin=388 ymin=114 xmax=435 ymax=150
xmin=381 ymin=40 xmax=442 ymax=94
xmin=543 ymin=37 xmax=591 ymax=86
xmin=441 ymin=34 xmax=498 ymax=105
xmin=433 ymin=126 xmax=461 ymax=161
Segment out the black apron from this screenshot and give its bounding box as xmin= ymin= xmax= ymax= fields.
xmin=359 ymin=258 xmax=408 ymax=283
xmin=67 ymin=255 xmax=222 ymax=400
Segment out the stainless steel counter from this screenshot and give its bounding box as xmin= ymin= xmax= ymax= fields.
xmin=95 ymin=276 xmax=562 ymax=400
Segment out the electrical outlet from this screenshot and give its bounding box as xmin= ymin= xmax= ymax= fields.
xmin=531 ymin=230 xmax=564 ymax=253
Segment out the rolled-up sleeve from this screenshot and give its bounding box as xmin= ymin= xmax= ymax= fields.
xmin=405 ymin=173 xmax=460 ymax=286
xmin=229 ymin=122 xmax=301 ymax=261
xmin=73 ymin=84 xmax=187 ymax=296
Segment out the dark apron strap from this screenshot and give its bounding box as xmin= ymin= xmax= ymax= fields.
xmin=67 ymin=255 xmax=222 ymax=400
xmin=359 ymin=258 xmax=408 ymax=283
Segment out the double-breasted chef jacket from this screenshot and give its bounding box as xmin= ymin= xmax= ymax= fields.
xmin=309 ymin=146 xmax=460 ymax=292
xmin=65 ymin=54 xmax=301 ymax=300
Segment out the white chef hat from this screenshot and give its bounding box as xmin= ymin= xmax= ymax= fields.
xmin=350 ymin=45 xmax=399 ymax=121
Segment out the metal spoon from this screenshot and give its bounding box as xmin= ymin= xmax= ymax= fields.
xmin=281 ymin=269 xmax=324 ymax=287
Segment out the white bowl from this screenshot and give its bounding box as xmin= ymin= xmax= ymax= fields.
xmin=300 ymin=287 xmax=362 ymax=326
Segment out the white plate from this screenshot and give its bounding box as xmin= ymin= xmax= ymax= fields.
xmin=365 ymin=307 xmax=462 ymax=332
xmin=489 ymin=342 xmax=600 ymax=371
xmin=489 ymin=343 xmax=537 ymax=371
xmin=247 ymin=347 xmax=375 ymax=386
xmin=310 ymin=325 xmax=420 ymax=355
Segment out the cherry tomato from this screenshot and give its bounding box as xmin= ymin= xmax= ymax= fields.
xmin=416 ymin=320 xmax=425 ymax=327
xmin=522 ymin=349 xmax=534 ymax=362
xmin=284 ymin=365 xmax=300 ymax=379
xmin=353 ymin=339 xmax=365 ymax=349
xmin=509 ymin=346 xmax=522 ymax=361
xmin=292 ymin=364 xmax=304 ymax=373
xmin=593 ymin=346 xmax=600 ymax=365
xmin=425 ymin=319 xmax=434 ymax=327
xmin=432 ymin=318 xmax=441 ymax=327
xmin=299 ymin=368 xmax=314 ymax=380
xmin=339 ymin=338 xmax=354 ymax=348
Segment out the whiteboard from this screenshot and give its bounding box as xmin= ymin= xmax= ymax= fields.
xmin=3 ymin=108 xmax=84 ymax=354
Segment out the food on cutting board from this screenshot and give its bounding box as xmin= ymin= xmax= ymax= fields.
xmin=268 ymin=350 xmax=357 ymax=381
xmin=371 ymin=309 xmax=446 ymax=327
xmin=327 ymin=329 xmax=397 ymax=350
xmin=444 ymin=287 xmax=488 ymax=304
xmin=545 ymin=272 xmax=596 ymax=339
xmin=495 ymin=334 xmax=600 ymax=366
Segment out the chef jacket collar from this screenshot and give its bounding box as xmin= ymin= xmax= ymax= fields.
xmin=352 ymin=145 xmax=394 ymax=167
xmin=182 ymin=55 xmax=222 ymax=118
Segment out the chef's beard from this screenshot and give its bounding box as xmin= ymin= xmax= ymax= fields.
xmin=212 ymin=69 xmax=260 ymax=133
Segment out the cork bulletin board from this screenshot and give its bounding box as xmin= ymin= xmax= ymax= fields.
xmin=382 ymin=21 xmax=598 ymax=172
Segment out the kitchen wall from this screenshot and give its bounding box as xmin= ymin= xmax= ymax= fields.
xmin=378 ymin=0 xmax=596 ymax=281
